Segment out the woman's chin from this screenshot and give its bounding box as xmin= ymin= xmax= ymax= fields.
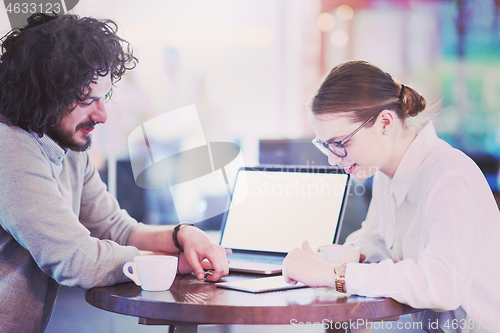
xmin=351 ymin=174 xmax=367 ymax=181
xmin=352 ymin=165 xmax=377 ymax=181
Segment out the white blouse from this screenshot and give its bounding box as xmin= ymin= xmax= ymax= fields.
xmin=344 ymin=121 xmax=500 ymax=332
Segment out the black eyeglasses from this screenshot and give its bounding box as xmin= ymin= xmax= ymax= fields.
xmin=312 ymin=115 xmax=375 ymax=158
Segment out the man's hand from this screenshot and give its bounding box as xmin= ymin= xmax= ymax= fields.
xmin=176 ymin=225 xmax=229 ymax=281
xmin=282 ymin=241 xmax=337 ymax=288
xmin=130 ymin=224 xmax=230 ymax=282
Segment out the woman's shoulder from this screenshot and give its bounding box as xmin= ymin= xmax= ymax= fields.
xmin=418 ymin=138 xmax=487 ymax=192
xmin=415 ymin=121 xmax=478 ymax=173
xmin=424 ymin=138 xmax=478 ymax=172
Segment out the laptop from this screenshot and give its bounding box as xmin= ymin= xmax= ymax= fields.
xmin=218 ymin=165 xmax=351 ymax=274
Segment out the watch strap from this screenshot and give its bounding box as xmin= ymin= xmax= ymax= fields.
xmin=172 ymin=222 xmax=194 ymax=252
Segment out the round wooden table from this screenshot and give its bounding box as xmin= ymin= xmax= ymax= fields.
xmin=85 ymin=273 xmax=421 ymax=333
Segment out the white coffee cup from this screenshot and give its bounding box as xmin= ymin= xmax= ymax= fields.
xmin=318 ymin=244 xmax=360 ymax=264
xmin=123 ymin=255 xmax=178 ymax=291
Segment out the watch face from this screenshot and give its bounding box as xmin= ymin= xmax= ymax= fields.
xmin=334 ymin=263 xmax=346 ymax=276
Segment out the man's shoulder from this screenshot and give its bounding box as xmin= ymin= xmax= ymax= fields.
xmin=0 ymin=122 xmax=32 ymax=135
xmin=0 ymin=123 xmax=90 ymax=167
xmin=0 ymin=123 xmax=39 ymax=151
xmin=0 ymin=124 xmax=50 ymax=180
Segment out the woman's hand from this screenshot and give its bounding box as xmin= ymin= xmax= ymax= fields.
xmin=282 ymin=240 xmax=337 ymax=288
xmin=176 ymin=225 xmax=230 ymax=281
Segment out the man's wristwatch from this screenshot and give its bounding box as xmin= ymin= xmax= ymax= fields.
xmin=172 ymin=222 xmax=194 ymax=252
xmin=334 ymin=263 xmax=347 ymax=293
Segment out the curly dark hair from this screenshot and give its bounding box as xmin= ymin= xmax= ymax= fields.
xmin=0 ymin=13 xmax=137 ymax=136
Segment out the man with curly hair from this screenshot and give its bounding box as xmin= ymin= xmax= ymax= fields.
xmin=0 ymin=13 xmax=229 ymax=333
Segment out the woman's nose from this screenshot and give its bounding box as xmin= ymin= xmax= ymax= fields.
xmin=328 ymin=152 xmax=343 ymax=166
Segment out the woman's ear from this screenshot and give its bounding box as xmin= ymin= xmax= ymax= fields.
xmin=377 ymin=110 xmax=395 ymax=135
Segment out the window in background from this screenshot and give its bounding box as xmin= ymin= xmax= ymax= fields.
xmin=75 ymin=0 xmax=322 ymax=227
xmin=318 ymin=0 xmax=500 ymax=193
xmin=69 ymin=0 xmax=500 ymax=227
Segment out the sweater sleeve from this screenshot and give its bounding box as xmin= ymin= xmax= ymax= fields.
xmin=0 ymin=131 xmax=140 ymax=290
xmin=76 ymin=151 xmax=141 ymax=246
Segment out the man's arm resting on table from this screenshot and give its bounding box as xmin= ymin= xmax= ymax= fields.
xmin=128 ymin=224 xmax=229 ymax=281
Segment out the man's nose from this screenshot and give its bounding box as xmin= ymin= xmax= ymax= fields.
xmin=90 ymin=99 xmax=107 ymax=124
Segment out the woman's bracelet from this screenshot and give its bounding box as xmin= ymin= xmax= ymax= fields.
xmin=172 ymin=222 xmax=194 ymax=252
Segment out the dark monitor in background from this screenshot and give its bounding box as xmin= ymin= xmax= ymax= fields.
xmin=258 ymin=139 xmax=371 ymax=244
xmin=258 ymin=139 xmax=330 ymax=167
xmin=467 ymin=152 xmax=500 ymax=208
xmin=99 ymin=160 xmax=146 ymax=223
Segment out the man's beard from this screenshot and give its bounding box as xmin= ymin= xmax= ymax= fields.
xmin=46 ymin=120 xmax=97 ymax=152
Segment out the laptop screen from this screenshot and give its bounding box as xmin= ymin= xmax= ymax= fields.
xmin=219 ymin=166 xmax=350 ymax=254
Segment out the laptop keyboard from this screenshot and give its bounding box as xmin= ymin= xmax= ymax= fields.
xmin=228 ymin=253 xmax=284 ymax=265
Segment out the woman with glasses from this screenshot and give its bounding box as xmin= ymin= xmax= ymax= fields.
xmin=283 ymin=60 xmax=500 ymax=331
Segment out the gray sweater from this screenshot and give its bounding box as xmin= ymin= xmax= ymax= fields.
xmin=0 ymin=123 xmax=141 ymax=332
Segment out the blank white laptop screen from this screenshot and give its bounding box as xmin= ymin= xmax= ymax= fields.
xmin=220 ymin=167 xmax=350 ymax=254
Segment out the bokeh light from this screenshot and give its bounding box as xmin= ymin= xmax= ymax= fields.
xmin=336 ymin=5 xmax=354 ymax=21
xmin=317 ymin=12 xmax=335 ymax=31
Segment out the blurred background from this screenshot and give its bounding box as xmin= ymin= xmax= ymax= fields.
xmin=3 ymin=0 xmax=499 ymax=229
xmin=1 ymin=0 xmax=499 ymax=332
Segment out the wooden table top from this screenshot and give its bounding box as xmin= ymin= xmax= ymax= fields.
xmin=85 ymin=273 xmax=420 ymax=327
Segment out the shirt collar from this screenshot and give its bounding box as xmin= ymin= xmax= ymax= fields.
xmin=390 ymin=120 xmax=438 ymax=207
xmin=31 ymin=132 xmax=69 ymax=166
